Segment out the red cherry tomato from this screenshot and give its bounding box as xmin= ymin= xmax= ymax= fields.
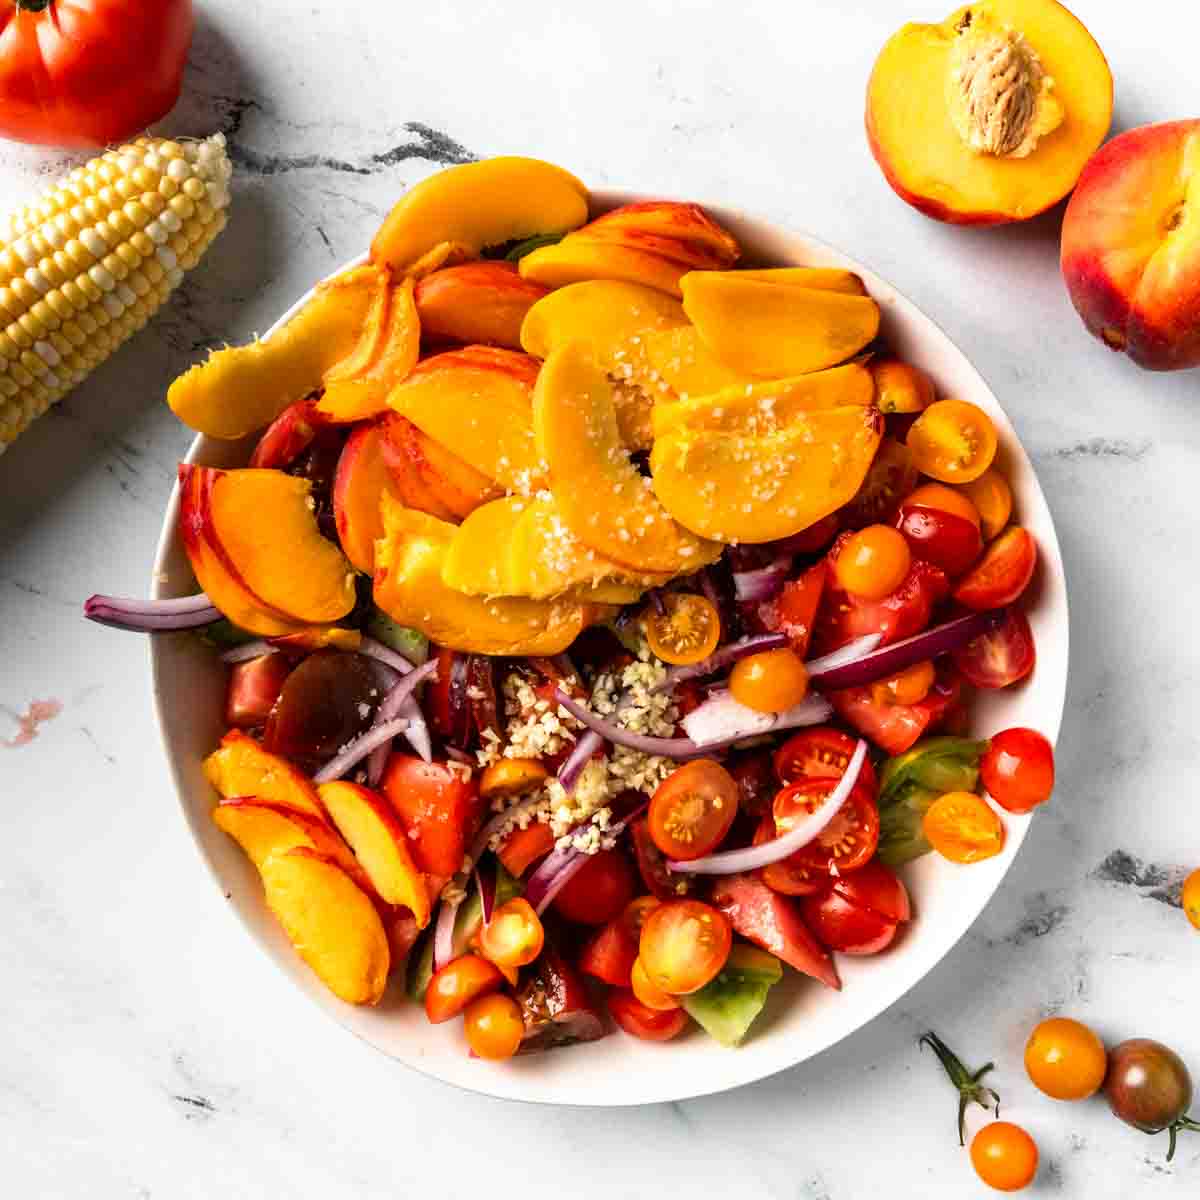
xmin=425 ymin=954 xmax=503 ymax=1024
xmin=981 ymin=727 xmax=1055 ymax=813
xmin=773 ymin=727 xmax=879 ymax=796
xmin=830 ymin=859 xmax=911 ymax=923
xmin=553 ymin=849 xmax=637 ymax=926
xmin=648 ymin=760 xmax=739 ymax=860
xmin=829 ymin=666 xmax=963 ymax=756
xmin=954 ymin=526 xmax=1038 ymax=610
xmin=953 ymin=607 xmax=1036 ymax=690
xmin=578 ymin=916 xmax=639 ymax=988
xmin=801 ymin=888 xmax=899 ymax=955
xmin=608 ymin=990 xmax=690 ymax=1041
xmin=773 ymin=780 xmax=880 ymax=874
xmin=753 ymin=815 xmax=826 ymax=896
xmin=895 ymin=505 xmax=983 ymax=577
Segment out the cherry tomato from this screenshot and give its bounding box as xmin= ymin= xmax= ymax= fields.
xmin=957 ymin=468 xmax=1013 ymax=541
xmin=870 ymin=660 xmax=936 ymax=707
xmin=871 ymin=358 xmax=934 ymax=414
xmin=631 ymin=956 xmax=682 ymax=1011
xmin=774 ymin=780 xmax=880 ymax=874
xmin=894 ymin=505 xmax=983 ymax=576
xmin=639 ymin=899 xmax=732 ymax=995
xmin=425 ymin=954 xmax=504 ymax=1024
xmin=728 ymin=750 xmax=777 ymax=819
xmin=774 ymin=727 xmax=880 ymax=795
xmin=479 ymin=898 xmax=544 ymax=969
xmin=754 ymin=815 xmax=826 ymax=895
xmin=649 ymin=760 xmax=739 ymax=861
xmin=645 ymin=593 xmax=721 ymax=666
xmin=1184 ymin=870 xmax=1200 ymax=932
xmin=953 ymin=607 xmax=1036 ymax=690
xmin=608 ymin=990 xmax=690 ymax=1041
xmin=970 ymin=1122 xmax=1039 ymax=1192
xmin=496 ymin=822 xmax=557 ymax=878
xmin=578 ymin=916 xmax=639 ymax=987
xmin=801 ymin=888 xmax=899 ymax=955
xmin=1024 ymin=1017 xmax=1107 ymax=1101
xmin=834 ymin=525 xmax=912 ymax=600
xmin=225 ymin=653 xmax=292 ymax=730
xmin=907 ymin=399 xmax=998 ymax=484
xmin=954 ymin=526 xmax=1038 ymax=610
xmin=830 ymin=665 xmax=962 ymax=756
xmin=923 ymin=791 xmax=1006 ymax=864
xmin=463 ymin=993 xmax=525 ymax=1060
xmin=729 ymin=647 xmax=810 ymax=713
xmin=842 ymin=438 xmax=919 ymax=528
xmin=830 ymin=859 xmax=911 ymax=923
xmin=1104 ymin=1039 xmax=1197 ymax=1152
xmin=750 ymin=562 xmax=826 ymax=657
xmin=981 ymin=727 xmax=1055 ymax=813
xmin=554 ymin=849 xmax=637 ymax=926
xmin=479 ymin=757 xmax=549 ymax=801
xmin=902 ymin=482 xmax=981 ymax=528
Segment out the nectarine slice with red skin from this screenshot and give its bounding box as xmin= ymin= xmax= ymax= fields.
xmin=249 ymin=399 xmax=327 ymax=470
xmin=520 ymin=237 xmax=688 ymax=297
xmin=333 ymin=422 xmax=402 ymax=574
xmin=580 ymin=202 xmax=740 ymax=268
xmin=204 ymin=730 xmax=327 ymax=823
xmin=1061 ymin=120 xmax=1200 ymax=371
xmin=414 ymin=261 xmax=548 ymax=349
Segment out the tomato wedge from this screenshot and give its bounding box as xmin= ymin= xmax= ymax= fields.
xmin=830 ymin=859 xmax=911 ymax=923
xmin=953 ymin=527 xmax=1038 ymax=610
xmin=952 ymin=607 xmax=1036 ymax=689
xmin=801 ymin=889 xmax=899 ymax=955
xmin=748 ymin=562 xmax=827 ymax=657
xmin=608 ymin=990 xmax=690 ymax=1041
xmin=774 ymin=727 xmax=879 ymax=796
xmin=648 ymin=760 xmax=739 ymax=860
xmin=773 ymin=780 xmax=880 ymax=874
xmin=381 ymin=754 xmax=481 ymax=878
xmin=554 ymin=849 xmax=637 ymax=926
xmin=829 ymin=666 xmax=962 ymax=756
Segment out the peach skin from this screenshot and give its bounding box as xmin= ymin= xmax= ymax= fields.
xmin=414 ymin=261 xmax=548 ymax=349
xmin=333 ymin=422 xmax=402 ymax=574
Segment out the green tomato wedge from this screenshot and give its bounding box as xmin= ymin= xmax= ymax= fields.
xmin=366 ymin=607 xmax=430 ymax=665
xmin=681 ymin=945 xmax=783 ymax=1047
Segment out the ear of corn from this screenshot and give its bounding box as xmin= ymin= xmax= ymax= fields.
xmin=0 ymin=133 xmax=232 ymax=455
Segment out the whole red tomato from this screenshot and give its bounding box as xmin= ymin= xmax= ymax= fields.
xmin=0 ymin=0 xmax=193 ymax=147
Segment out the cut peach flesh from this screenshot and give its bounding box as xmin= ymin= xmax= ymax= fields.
xmin=203 ymin=731 xmax=326 ymax=821
xmin=519 ymin=237 xmax=687 ymax=297
xmin=441 ymin=496 xmax=529 ymax=596
xmin=414 ymin=261 xmax=548 ymax=349
xmin=333 ymin=422 xmax=399 ymax=574
xmin=734 ymin=267 xmax=866 ymax=294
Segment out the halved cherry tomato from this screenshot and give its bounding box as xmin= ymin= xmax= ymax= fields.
xmin=870 ymin=660 xmax=935 ymax=707
xmin=608 ymin=990 xmax=690 ymax=1041
xmin=774 ymin=780 xmax=880 ymax=874
xmin=773 ymin=727 xmax=880 ymax=796
xmin=381 ymin=754 xmax=482 ymax=878
xmin=649 ymin=760 xmax=739 ymax=860
xmin=749 ymin=562 xmax=826 ymax=657
xmin=953 ymin=607 xmax=1036 ymax=690
xmin=834 ymin=525 xmax=912 ymax=600
xmin=1024 ymin=1017 xmax=1107 ymax=1101
xmin=554 ymin=848 xmax=637 ymax=926
xmin=830 ymin=666 xmax=962 ymax=755
xmin=463 ymin=993 xmax=525 ymax=1060
xmin=894 ymin=505 xmax=983 ymax=577
xmin=954 ymin=527 xmax=1037 ymax=610
xmin=871 ymin=358 xmax=934 ymax=414
xmin=981 ymin=727 xmax=1055 ymax=813
xmin=479 ymin=898 xmax=544 ymax=969
xmin=902 ymin=482 xmax=980 ymax=528
xmin=729 ymin=647 xmax=809 ymax=713
xmin=957 ymin=468 xmax=1013 ymax=541
xmin=830 ymin=859 xmax=911 ymax=923
xmin=630 ymin=816 xmax=692 ymax=900
xmin=425 ymin=954 xmax=503 ymax=1024
xmin=923 ymin=791 xmax=1006 ymax=863
xmin=970 ymin=1122 xmax=1039 ymax=1192
xmin=907 ymin=399 xmax=997 ymax=484
xmin=639 ymin=899 xmax=732 ymax=995
xmin=645 ymin=593 xmax=721 ymax=666
xmin=841 ymin=438 xmax=919 ymax=528
xmin=479 ymin=757 xmax=549 ymax=801
xmin=801 ymin=888 xmax=899 ymax=955
xmin=631 ymin=956 xmax=682 ymax=1011
xmin=754 ymin=815 xmax=826 ymax=895
xmin=496 ymin=822 xmax=557 ymax=878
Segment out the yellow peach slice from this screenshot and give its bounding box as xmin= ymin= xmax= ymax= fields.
xmin=520 ymin=237 xmax=687 ymax=297
xmin=681 ymin=272 xmax=881 ymax=377
xmin=260 ymin=847 xmax=390 ymax=1005
xmin=371 ymin=157 xmax=589 ymax=271
xmin=441 ymin=496 xmax=530 ymax=596
xmin=650 ymin=406 xmax=884 ymax=543
xmin=414 ymin=261 xmax=548 ymax=349
xmin=203 ymin=730 xmax=326 ymax=822
xmin=332 ymin=422 xmax=400 ymax=574
xmin=533 ymin=343 xmax=722 ymax=573
xmin=734 ymin=267 xmax=868 ymax=294
xmin=168 ymin=264 xmax=389 ymax=439
xmin=404 ymin=240 xmax=475 ymax=280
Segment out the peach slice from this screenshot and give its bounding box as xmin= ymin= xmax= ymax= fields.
xmin=249 ymin=399 xmax=327 ymax=470
xmin=260 ymin=847 xmax=390 ymax=1005
xmin=681 ymin=272 xmax=880 ymax=376
xmin=1061 ymin=120 xmax=1200 ymax=371
xmin=374 ymin=498 xmax=606 ymax=655
xmin=405 ymin=240 xmax=475 ymax=280
xmin=213 ymin=798 xmax=368 ymax=883
xmin=317 ymin=781 xmax=431 ymax=927
xmin=333 ymin=422 xmax=401 ymax=574
xmin=532 ymin=343 xmax=722 ymax=573
xmin=650 ymin=406 xmax=884 ymax=543
xmin=388 ymin=347 xmax=547 ymax=493
xmin=519 ymin=237 xmax=687 ymax=297
xmin=370 ymin=157 xmax=588 ymax=271
xmin=577 ymin=202 xmax=740 ymax=269
xmin=168 ymin=264 xmax=389 ymax=439
xmin=414 ymin=261 xmax=548 ymax=349
xmin=734 ymin=267 xmax=867 ymax=294
xmin=867 ymin=0 xmax=1112 ymax=225
xmin=203 ymin=730 xmax=326 ymax=822
xmin=441 ymin=496 xmax=528 ymax=596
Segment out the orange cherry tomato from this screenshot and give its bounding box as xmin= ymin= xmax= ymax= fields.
xmin=954 ymin=526 xmax=1038 ymax=610
xmin=729 ymin=647 xmax=809 ymax=713
xmin=923 ymin=792 xmax=1006 ymax=864
xmin=478 ymin=757 xmax=549 ymax=800
xmin=970 ymin=1122 xmax=1039 ymax=1192
xmin=980 ymin=727 xmax=1055 ymax=814
xmin=753 ymin=815 xmax=826 ymax=895
xmin=956 ymin=468 xmax=1013 ymax=541
xmin=842 ymin=438 xmax=919 ymax=528
xmin=834 ymin=525 xmax=912 ymax=600
xmin=774 ymin=780 xmax=880 ymax=874
xmin=425 ymin=954 xmax=504 ymax=1024
xmin=463 ymin=993 xmax=525 ymax=1060
xmin=639 ymin=899 xmax=732 ymax=995
xmin=645 ymin=593 xmax=721 ymax=666
xmin=631 ymin=956 xmax=682 ymax=1011
xmin=902 ymin=482 xmax=981 ymax=528
xmin=870 ymin=660 xmax=935 ymax=707
xmin=479 ymin=898 xmax=545 ymax=969
xmin=1182 ymin=870 xmax=1200 ymax=931
xmin=608 ymin=990 xmax=690 ymax=1041
xmin=648 ymin=759 xmax=739 ymax=860
xmin=871 ymin=358 xmax=935 ymax=414
xmin=907 ymin=399 xmax=998 ymax=484
xmin=1024 ymin=1017 xmax=1107 ymax=1101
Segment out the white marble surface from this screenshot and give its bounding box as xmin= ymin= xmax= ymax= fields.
xmin=1 ymin=0 xmax=1198 ymax=1194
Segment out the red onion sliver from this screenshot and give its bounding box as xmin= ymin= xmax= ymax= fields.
xmin=364 ymin=658 xmax=439 ymax=783
xmin=476 ymin=862 xmax=497 ymax=924
xmin=679 ymin=689 xmax=834 ymax=747
xmin=432 ymin=893 xmax=461 ymax=972
xmin=654 ymin=633 xmax=789 ymax=692
xmin=219 ymin=639 xmax=275 ymax=664
xmin=358 ymin=635 xmax=415 ymax=674
xmin=84 ymin=593 xmax=221 ymax=631
xmin=732 ymin=557 xmax=792 ymax=605
xmin=668 ymin=739 xmax=868 ymax=874
xmin=553 ymin=689 xmax=704 ymax=757
xmin=557 ymin=729 xmax=603 ymax=792
xmin=803 ymin=634 xmax=882 ymax=678
xmin=313 ymin=717 xmax=411 ymax=784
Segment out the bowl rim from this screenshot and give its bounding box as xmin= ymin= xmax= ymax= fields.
xmin=150 ymin=187 xmax=1069 ymax=1106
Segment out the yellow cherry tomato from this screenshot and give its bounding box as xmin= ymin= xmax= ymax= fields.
xmin=479 ymin=757 xmax=549 ymax=800
xmin=902 ymin=481 xmax=981 ymax=528
xmin=631 ymin=956 xmax=681 ymax=1011
xmin=478 ymin=897 xmax=545 ymax=969
xmin=1024 ymin=1017 xmax=1107 ymax=1101
xmin=463 ymin=993 xmax=525 ymax=1060
xmin=1182 ymin=868 xmax=1200 ymax=931
xmin=645 ymin=593 xmax=721 ymax=666
xmin=835 ymin=524 xmax=912 ymax=600
xmin=907 ymin=399 xmax=998 ymax=484
xmin=970 ymin=1122 xmax=1039 ymax=1192
xmin=729 ymin=647 xmax=809 ymax=713
xmin=923 ymin=791 xmax=1006 ymax=864
xmin=870 ymin=659 xmax=935 ymax=707
xmin=956 ymin=467 xmax=1013 ymax=541
xmin=871 ymin=357 xmax=935 ymax=413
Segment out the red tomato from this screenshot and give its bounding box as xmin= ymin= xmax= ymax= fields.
xmin=648 ymin=760 xmax=739 ymax=860
xmin=630 ymin=816 xmax=692 ymax=900
xmin=953 ymin=607 xmax=1036 ymax=690
xmin=608 ymin=990 xmax=689 ymax=1041
xmin=801 ymin=889 xmax=899 ymax=955
xmin=425 ymin=649 xmax=470 ymax=744
xmin=830 ymin=860 xmax=911 ymax=923
xmin=496 ymin=822 xmax=557 ymax=878
xmin=554 ymin=849 xmax=636 ymax=926
xmin=0 ymin=0 xmax=193 ymax=147
xmin=829 ymin=667 xmax=962 ymax=755
xmin=894 ymin=505 xmax=983 ymax=577
xmin=750 ymin=562 xmax=827 ymax=657
xmin=981 ymin=727 xmax=1055 ymax=813
xmin=774 ymin=781 xmax=880 ymax=874
xmin=578 ymin=915 xmax=640 ymax=987
xmin=773 ymin=727 xmax=879 ymax=796
xmin=727 ymin=750 xmax=777 ymax=820
xmin=425 ymin=954 xmax=503 ymax=1024
xmin=954 ymin=527 xmax=1038 ymax=610
xmin=753 ymin=816 xmax=825 ymax=896
xmin=380 ymin=754 xmax=481 ymax=878
xmin=224 ymin=653 xmax=291 ymax=730
xmin=250 ymin=400 xmax=325 ymax=470
xmin=639 ymin=899 xmax=732 ymax=994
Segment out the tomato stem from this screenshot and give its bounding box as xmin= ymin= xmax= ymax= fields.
xmin=1166 ymin=1115 xmax=1200 ymax=1162
xmin=920 ymin=1031 xmax=1001 ymax=1146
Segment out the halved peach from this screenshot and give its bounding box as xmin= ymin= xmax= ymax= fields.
xmin=203 ymin=730 xmax=326 ymax=822
xmin=520 ymin=237 xmax=687 ymax=296
xmin=260 ymin=847 xmax=390 ymax=1005
xmin=867 ymin=0 xmax=1113 ymax=225
xmin=681 ymin=272 xmax=880 ymax=376
xmin=414 ymin=261 xmax=548 ymax=349
xmin=371 ymin=157 xmax=588 ymax=271
xmin=333 ymin=422 xmax=401 ymax=574
xmin=168 ymin=264 xmax=389 ymax=439
xmin=533 ymin=343 xmax=722 ymax=573
xmin=734 ymin=267 xmax=867 ymax=294
xmin=578 ymin=201 xmax=740 ymax=268
xmin=317 ymin=781 xmax=431 ymax=927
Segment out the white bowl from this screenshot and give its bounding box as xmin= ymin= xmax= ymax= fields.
xmin=151 ymin=191 xmax=1069 ymax=1106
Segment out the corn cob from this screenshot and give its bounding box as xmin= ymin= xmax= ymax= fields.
xmin=0 ymin=133 xmax=232 ymax=454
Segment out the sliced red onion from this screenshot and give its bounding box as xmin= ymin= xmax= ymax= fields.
xmin=312 ymin=717 xmax=412 ymax=784
xmin=363 ymin=658 xmax=438 ymax=783
xmin=808 ymin=609 xmax=1007 ymax=692
xmin=432 ymin=891 xmax=461 ymax=971
xmin=803 ymin=634 xmax=883 ymax=678
xmin=358 ymin=634 xmax=416 ymax=674
xmin=557 ymin=730 xmax=603 ymax=792
xmin=84 ymin=592 xmax=220 ymax=631
xmin=219 ymin=639 xmax=274 ymax=664
xmin=732 ymin=556 xmax=792 ymax=605
xmin=476 ymin=861 xmax=498 ymax=924
xmin=681 ymin=689 xmax=834 ymax=747
xmin=668 ymin=739 xmax=867 ymax=874
xmin=655 ymin=632 xmax=789 ymax=692
xmin=553 ymin=689 xmax=705 ymax=758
